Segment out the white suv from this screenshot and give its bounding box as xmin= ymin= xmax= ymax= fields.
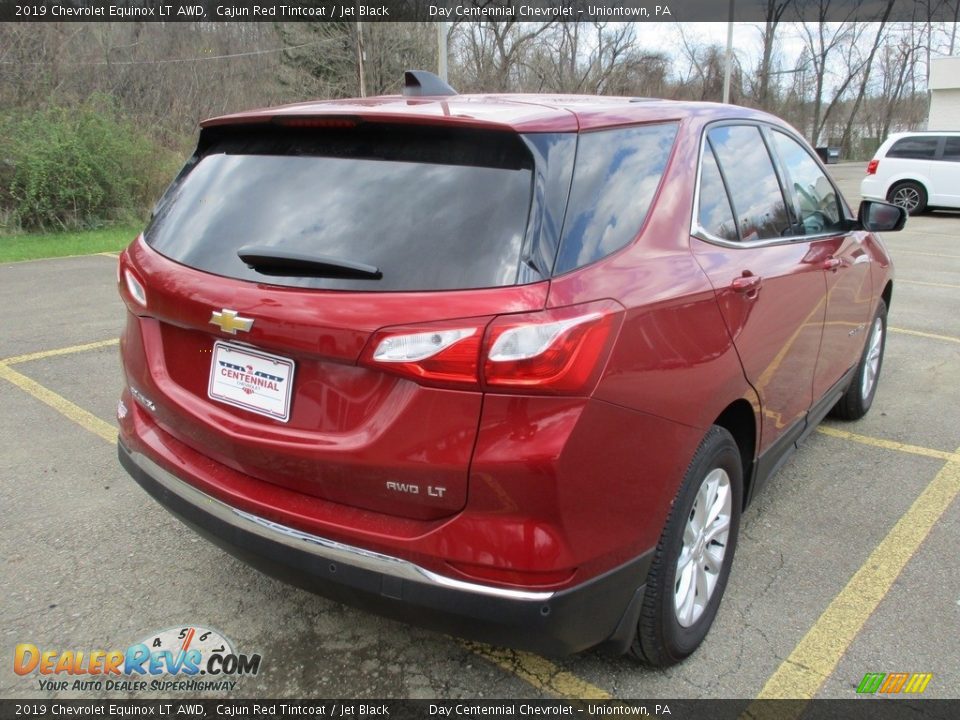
xmin=861 ymin=131 xmax=960 ymax=215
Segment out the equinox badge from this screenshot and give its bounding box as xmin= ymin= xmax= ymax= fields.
xmin=210 ymin=309 xmax=254 ymax=335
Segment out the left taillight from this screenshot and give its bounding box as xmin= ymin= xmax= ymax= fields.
xmin=118 ymin=249 xmax=147 ymax=309
xmin=360 ymin=300 xmax=623 ymax=395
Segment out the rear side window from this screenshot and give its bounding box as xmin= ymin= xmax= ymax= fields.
xmin=145 ymin=125 xmax=534 ymax=292
xmin=708 ymin=125 xmax=790 ymax=242
xmin=553 ymin=122 xmax=678 ymax=274
xmin=887 ymin=136 xmax=939 ymax=159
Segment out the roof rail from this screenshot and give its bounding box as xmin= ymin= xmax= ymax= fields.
xmin=402 ymin=70 xmax=458 ymax=97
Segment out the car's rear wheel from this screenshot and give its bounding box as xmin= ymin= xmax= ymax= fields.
xmin=831 ymin=299 xmax=887 ymax=420
xmin=630 ymin=426 xmax=742 ymax=666
xmin=887 ymin=181 xmax=927 ymax=215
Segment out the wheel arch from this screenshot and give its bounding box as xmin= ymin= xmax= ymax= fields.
xmin=881 ymin=280 xmax=893 ymax=312
xmin=712 ymin=399 xmax=757 ymax=510
xmin=886 ymin=177 xmax=928 ymax=199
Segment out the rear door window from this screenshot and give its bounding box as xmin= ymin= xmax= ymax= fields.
xmin=145 ymin=124 xmax=535 ymax=292
xmin=887 ymin=136 xmax=940 ymax=159
xmin=941 ymin=137 xmax=960 ymax=161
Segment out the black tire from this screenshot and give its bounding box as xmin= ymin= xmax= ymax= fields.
xmin=630 ymin=426 xmax=743 ymax=667
xmin=831 ymin=299 xmax=887 ymax=421
xmin=887 ymin=181 xmax=928 ymax=215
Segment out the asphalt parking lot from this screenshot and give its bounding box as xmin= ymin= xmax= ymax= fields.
xmin=1 ymin=163 xmax=958 ymax=703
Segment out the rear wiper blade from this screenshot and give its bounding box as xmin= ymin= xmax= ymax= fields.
xmin=237 ymin=246 xmax=382 ymax=280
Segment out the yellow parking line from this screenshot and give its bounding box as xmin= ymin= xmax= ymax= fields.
xmin=0 ymin=363 xmax=117 ymax=444
xmin=752 ymin=449 xmax=960 ymax=707
xmin=889 ymin=326 xmax=960 ymax=344
xmin=99 ymin=252 xmax=120 ymax=258
xmin=461 ymin=642 xmax=611 ymax=699
xmin=817 ymin=426 xmax=960 ymax=463
xmin=1 ymin=338 xmax=120 ymax=366
xmin=897 ymin=279 xmax=960 ymax=290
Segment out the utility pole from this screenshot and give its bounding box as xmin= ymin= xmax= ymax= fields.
xmin=723 ymin=1 xmax=735 ymax=104
xmin=437 ymin=22 xmax=449 ymax=82
xmin=356 ymin=21 xmax=366 ymax=98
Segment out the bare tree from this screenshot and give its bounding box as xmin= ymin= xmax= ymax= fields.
xmin=754 ymin=0 xmax=795 ymax=109
xmin=838 ymin=1 xmax=897 ymax=154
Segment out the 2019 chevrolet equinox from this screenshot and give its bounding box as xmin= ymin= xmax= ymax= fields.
xmin=117 ymin=71 xmax=904 ymax=666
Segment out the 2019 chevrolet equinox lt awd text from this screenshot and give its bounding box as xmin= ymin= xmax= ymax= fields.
xmin=117 ymin=71 xmax=904 ymax=666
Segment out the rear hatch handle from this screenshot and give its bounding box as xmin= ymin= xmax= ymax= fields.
xmin=237 ymin=246 xmax=382 ymax=280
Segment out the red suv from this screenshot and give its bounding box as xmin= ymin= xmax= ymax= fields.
xmin=117 ymin=72 xmax=903 ymax=665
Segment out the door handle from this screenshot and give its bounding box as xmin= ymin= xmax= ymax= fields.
xmin=731 ymin=273 xmax=762 ymax=293
xmin=823 ymin=257 xmax=842 ymax=271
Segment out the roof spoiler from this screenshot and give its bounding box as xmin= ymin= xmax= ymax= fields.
xmin=402 ymin=70 xmax=458 ymax=98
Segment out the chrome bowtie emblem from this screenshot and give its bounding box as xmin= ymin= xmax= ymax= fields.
xmin=210 ymin=309 xmax=254 ymax=334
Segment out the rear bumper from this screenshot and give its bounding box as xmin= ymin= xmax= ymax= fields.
xmin=860 ymin=176 xmax=886 ymax=201
xmin=118 ymin=440 xmax=650 ymax=656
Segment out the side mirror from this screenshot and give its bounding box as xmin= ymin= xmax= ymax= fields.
xmin=858 ymin=200 xmax=907 ymax=232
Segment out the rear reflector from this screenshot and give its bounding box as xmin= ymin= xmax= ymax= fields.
xmin=866 ymin=159 xmax=879 ymax=175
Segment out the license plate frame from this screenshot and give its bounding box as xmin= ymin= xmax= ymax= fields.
xmin=208 ymin=341 xmax=295 ymax=422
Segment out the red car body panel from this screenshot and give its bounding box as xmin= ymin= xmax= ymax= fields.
xmin=116 ymin=91 xmax=894 ymax=654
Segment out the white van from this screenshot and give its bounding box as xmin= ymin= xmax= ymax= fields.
xmin=860 ymin=131 xmax=960 ymax=214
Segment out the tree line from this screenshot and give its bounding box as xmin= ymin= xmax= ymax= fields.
xmin=0 ymin=11 xmax=957 ymax=230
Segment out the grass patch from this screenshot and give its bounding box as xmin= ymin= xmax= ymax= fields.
xmin=0 ymin=224 xmax=141 ymax=262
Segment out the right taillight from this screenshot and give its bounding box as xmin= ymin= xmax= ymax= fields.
xmin=866 ymin=159 xmax=879 ymax=175
xmin=361 ymin=300 xmax=623 ymax=395
xmin=483 ymin=300 xmax=623 ymax=394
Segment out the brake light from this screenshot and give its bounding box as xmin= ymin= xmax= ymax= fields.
xmin=866 ymin=159 xmax=879 ymax=175
xmin=361 ymin=300 xmax=623 ymax=394
xmin=275 ymin=117 xmax=357 ymax=129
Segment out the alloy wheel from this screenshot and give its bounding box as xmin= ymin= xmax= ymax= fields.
xmin=891 ymin=186 xmax=920 ymax=212
xmin=674 ymin=468 xmax=732 ymax=627
xmin=861 ymin=316 xmax=884 ymax=400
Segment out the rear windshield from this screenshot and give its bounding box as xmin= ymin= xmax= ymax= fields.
xmin=145 ymin=124 xmax=535 ymax=291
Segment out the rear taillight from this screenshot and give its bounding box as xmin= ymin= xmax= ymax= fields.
xmin=866 ymin=159 xmax=879 ymax=175
xmin=363 ymin=320 xmax=485 ymax=389
xmin=124 ymin=269 xmax=147 ymax=308
xmin=360 ymin=300 xmax=623 ymax=395
xmin=484 ymin=301 xmax=621 ymax=393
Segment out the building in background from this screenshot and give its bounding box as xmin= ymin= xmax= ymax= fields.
xmin=928 ymin=56 xmax=960 ymax=130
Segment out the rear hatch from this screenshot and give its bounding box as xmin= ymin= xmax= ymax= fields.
xmin=123 ymin=120 xmax=563 ymax=520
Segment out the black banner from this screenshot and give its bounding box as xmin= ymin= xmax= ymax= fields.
xmin=0 ymin=0 xmax=956 ymax=23
xmin=1 ymin=700 xmax=959 ymax=720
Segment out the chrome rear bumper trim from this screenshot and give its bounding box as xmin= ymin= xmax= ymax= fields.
xmin=126 ymin=448 xmax=555 ymax=602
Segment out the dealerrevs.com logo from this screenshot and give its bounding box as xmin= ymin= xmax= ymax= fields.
xmin=14 ymin=626 xmax=262 ymax=693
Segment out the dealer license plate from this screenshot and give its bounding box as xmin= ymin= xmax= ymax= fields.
xmin=208 ymin=341 xmax=295 ymax=422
